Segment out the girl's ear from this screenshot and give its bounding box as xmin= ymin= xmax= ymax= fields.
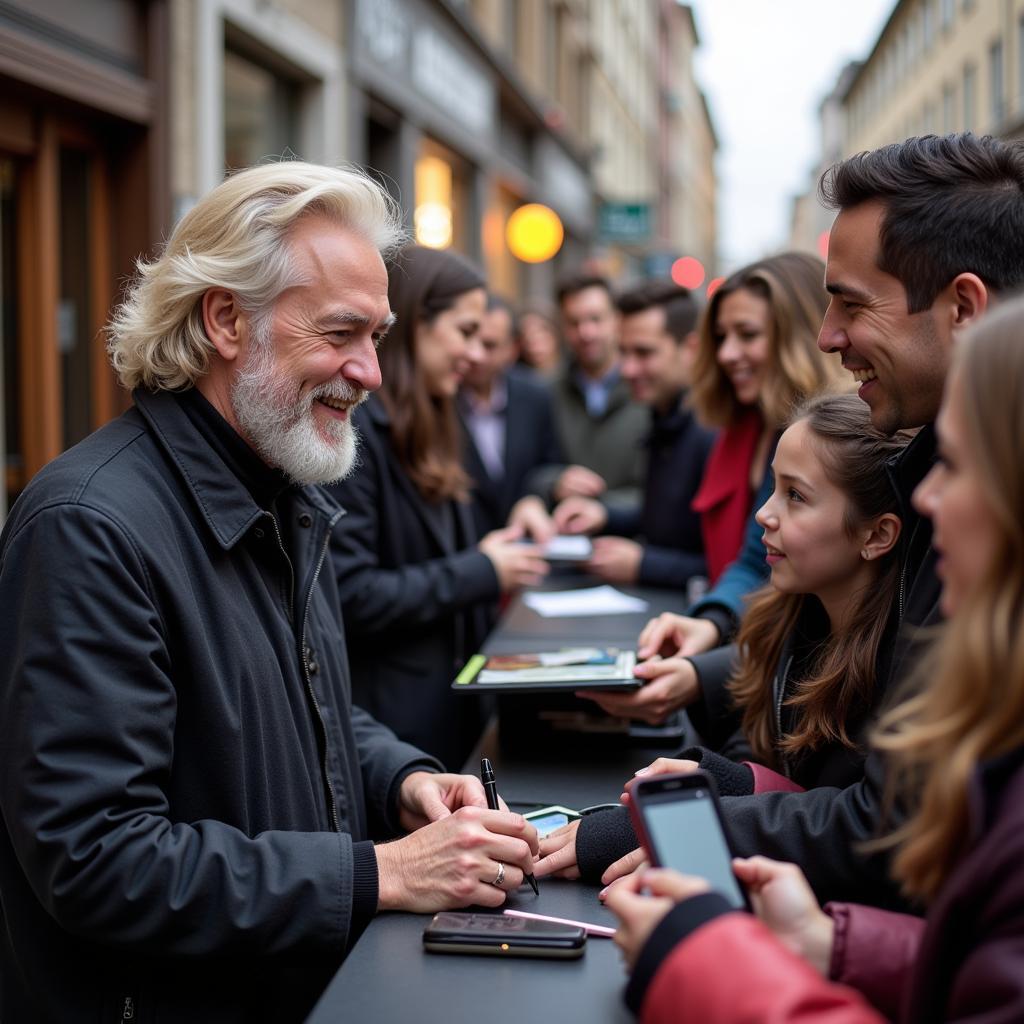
xmin=860 ymin=512 xmax=902 ymax=562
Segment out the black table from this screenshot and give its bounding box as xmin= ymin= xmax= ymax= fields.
xmin=304 ymin=731 xmax=653 ymax=1024
xmin=306 ymin=580 xmax=690 ymax=1024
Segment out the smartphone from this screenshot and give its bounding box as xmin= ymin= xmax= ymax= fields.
xmin=523 ymin=804 xmax=581 ymax=838
xmin=422 ymin=912 xmax=586 ymax=958
xmin=628 ymin=771 xmax=751 ymax=911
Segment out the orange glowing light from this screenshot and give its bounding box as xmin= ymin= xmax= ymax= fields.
xmin=506 ymin=203 xmax=564 ymax=263
xmin=706 ymin=276 xmax=725 ymax=298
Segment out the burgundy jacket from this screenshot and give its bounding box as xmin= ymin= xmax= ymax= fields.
xmin=631 ymin=746 xmax=1024 ymax=1023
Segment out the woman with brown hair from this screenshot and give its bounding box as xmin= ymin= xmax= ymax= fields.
xmin=605 ymin=296 xmax=1024 ymax=1023
xmin=328 ymin=245 xmax=547 ymax=768
xmin=689 ymin=251 xmax=845 ymax=584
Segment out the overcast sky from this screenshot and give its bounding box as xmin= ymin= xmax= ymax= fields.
xmin=688 ymin=0 xmax=896 ymax=272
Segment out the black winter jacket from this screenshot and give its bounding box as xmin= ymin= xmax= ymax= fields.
xmin=0 ymin=389 xmax=440 ymax=1024
xmin=577 ymin=426 xmax=942 ymax=909
xmin=328 ymin=396 xmax=499 ymax=769
xmin=603 ymin=394 xmax=716 ymax=590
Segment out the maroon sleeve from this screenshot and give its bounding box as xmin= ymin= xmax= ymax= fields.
xmin=744 ymin=762 xmax=807 ymax=794
xmin=826 ymin=902 xmax=925 ymax=1020
xmin=641 ymin=913 xmax=884 ymax=1024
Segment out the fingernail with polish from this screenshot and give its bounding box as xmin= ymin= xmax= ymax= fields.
xmin=634 ymin=766 xmax=649 ymax=776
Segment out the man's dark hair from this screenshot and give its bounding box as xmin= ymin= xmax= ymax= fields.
xmin=555 ymin=272 xmax=613 ymax=307
xmin=486 ymin=293 xmax=519 ymax=336
xmin=819 ymin=133 xmax=1024 ymax=313
xmin=616 ymin=279 xmax=700 ymax=343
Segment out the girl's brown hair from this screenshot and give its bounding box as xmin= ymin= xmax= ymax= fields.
xmin=378 ymin=245 xmax=485 ymax=503
xmin=729 ymin=393 xmax=910 ymax=765
xmin=690 ymin=251 xmax=846 ymax=430
xmin=873 ymin=298 xmax=1024 ymax=902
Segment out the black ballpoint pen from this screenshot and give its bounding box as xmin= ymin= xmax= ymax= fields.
xmin=481 ymin=757 xmax=539 ymax=895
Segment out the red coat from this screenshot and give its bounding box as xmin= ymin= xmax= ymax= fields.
xmin=636 ymin=748 xmax=1024 ymax=1023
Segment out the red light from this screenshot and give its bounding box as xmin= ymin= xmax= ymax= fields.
xmin=817 ymin=230 xmax=830 ymax=260
xmin=671 ymin=256 xmax=705 ymax=290
xmin=706 ymin=276 xmax=725 ymax=298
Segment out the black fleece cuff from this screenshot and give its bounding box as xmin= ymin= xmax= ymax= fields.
xmin=349 ymin=840 xmax=380 ymax=943
xmin=696 ymin=605 xmax=736 ymax=644
xmin=678 ymin=746 xmax=755 ymax=796
xmin=624 ymin=892 xmax=735 ymax=1014
xmin=576 ymin=805 xmax=638 ymax=883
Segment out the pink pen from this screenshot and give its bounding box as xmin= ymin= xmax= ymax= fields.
xmin=502 ymin=908 xmax=616 ymax=938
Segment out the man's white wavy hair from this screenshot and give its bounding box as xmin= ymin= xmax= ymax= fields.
xmin=107 ymin=161 xmax=405 ymax=391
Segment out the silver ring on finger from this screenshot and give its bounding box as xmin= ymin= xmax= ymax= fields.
xmin=490 ymin=862 xmax=505 ymax=887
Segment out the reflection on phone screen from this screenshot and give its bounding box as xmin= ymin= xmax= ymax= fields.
xmin=526 ymin=812 xmax=569 ymax=838
xmin=644 ymin=790 xmax=746 ymax=909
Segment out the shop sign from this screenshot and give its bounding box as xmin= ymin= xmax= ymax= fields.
xmin=598 ymin=202 xmax=652 ymax=244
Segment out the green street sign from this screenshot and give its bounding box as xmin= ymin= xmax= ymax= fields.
xmin=598 ymin=202 xmax=652 ymax=243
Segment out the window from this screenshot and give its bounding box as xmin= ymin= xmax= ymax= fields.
xmin=963 ymin=62 xmax=976 ymax=130
xmin=223 ymin=46 xmax=300 ymax=170
xmin=923 ymin=0 xmax=935 ymax=51
xmin=990 ymin=39 xmax=1004 ymax=126
xmin=941 ymin=0 xmax=954 ymax=30
xmin=943 ymin=81 xmax=956 ymax=131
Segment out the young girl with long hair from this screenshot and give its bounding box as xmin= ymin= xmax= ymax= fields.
xmin=605 ymin=296 xmax=1024 ymax=1023
xmin=328 ymin=245 xmax=547 ymax=768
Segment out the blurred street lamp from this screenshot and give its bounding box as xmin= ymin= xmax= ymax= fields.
xmin=506 ymin=203 xmax=564 ymax=263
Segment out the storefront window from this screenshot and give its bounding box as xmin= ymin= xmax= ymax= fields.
xmin=224 ymin=47 xmax=299 ymax=170
xmin=414 ymin=138 xmax=470 ymax=252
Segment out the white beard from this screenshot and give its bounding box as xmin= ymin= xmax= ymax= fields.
xmin=230 ymin=317 xmax=366 ymax=485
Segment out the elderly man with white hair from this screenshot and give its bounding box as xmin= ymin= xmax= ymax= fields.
xmin=0 ymin=163 xmax=538 ymax=1024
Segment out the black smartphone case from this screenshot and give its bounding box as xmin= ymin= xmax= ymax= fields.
xmin=422 ymin=913 xmax=586 ymax=959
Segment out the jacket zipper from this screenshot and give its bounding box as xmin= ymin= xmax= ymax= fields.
xmin=774 ymin=654 xmax=794 ymax=778
xmin=300 ymin=517 xmax=343 ymax=834
xmin=120 ymin=995 xmax=135 ymax=1021
xmin=270 ymin=512 xmax=341 ymax=833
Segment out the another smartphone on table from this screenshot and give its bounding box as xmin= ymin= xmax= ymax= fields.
xmin=628 ymin=771 xmax=751 ymax=911
xmin=423 ymin=912 xmax=586 ymax=958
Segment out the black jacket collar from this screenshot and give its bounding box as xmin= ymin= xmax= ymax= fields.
xmin=133 ymin=388 xmax=342 ymax=552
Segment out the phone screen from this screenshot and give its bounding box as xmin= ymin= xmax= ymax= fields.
xmin=643 ymin=788 xmax=747 ymax=909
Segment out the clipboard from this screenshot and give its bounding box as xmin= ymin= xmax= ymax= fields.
xmin=452 ymin=647 xmax=641 ymax=694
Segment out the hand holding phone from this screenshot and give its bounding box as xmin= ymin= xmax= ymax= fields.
xmin=627 ymin=771 xmax=751 ymax=911
xmin=423 ymin=912 xmax=586 ymax=958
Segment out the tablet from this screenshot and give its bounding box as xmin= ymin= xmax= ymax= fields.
xmin=452 ymin=647 xmax=641 ymax=694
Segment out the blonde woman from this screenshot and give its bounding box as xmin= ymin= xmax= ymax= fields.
xmin=605 ymin=296 xmax=1024 ymax=1023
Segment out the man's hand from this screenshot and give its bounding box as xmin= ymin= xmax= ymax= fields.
xmin=506 ymin=495 xmax=557 ymax=545
xmin=732 ymin=857 xmax=834 ymax=975
xmin=575 ymin=656 xmax=700 ymax=725
xmin=478 ymin=526 xmax=549 ymax=592
xmin=637 ymin=613 xmax=721 ymax=660
xmin=604 ymin=868 xmax=711 ymax=971
xmin=585 ymin=536 xmax=643 ymax=585
xmin=553 ymin=465 xmax=607 ymax=502
xmin=552 ymin=496 xmax=608 ymax=535
xmin=533 ymin=818 xmax=582 ymax=878
xmin=397 ymin=771 xmax=491 ymax=832
xmin=375 ymin=806 xmax=539 ymax=913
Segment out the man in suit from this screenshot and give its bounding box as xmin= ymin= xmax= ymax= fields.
xmin=459 ymin=295 xmax=564 ymax=538
xmin=527 ymin=274 xmax=650 ymax=511
xmin=553 ymin=280 xmax=715 ymax=589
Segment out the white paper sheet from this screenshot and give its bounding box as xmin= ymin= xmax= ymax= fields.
xmin=523 ymin=585 xmax=649 ymax=618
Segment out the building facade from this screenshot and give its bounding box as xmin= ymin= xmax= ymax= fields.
xmin=0 ymin=0 xmax=170 ymax=518
xmin=842 ymin=0 xmax=1024 ymax=153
